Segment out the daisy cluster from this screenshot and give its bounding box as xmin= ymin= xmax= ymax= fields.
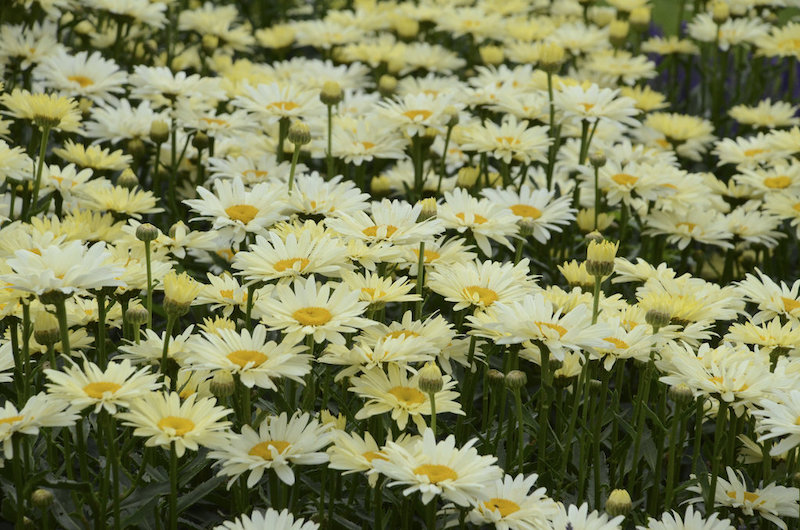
xmin=1 ymin=0 xmax=800 ymax=529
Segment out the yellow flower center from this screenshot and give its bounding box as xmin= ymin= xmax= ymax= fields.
xmin=274 ymin=257 xmax=310 ymax=272
xmin=779 ymin=39 xmax=800 ymax=51
xmin=782 ymin=297 xmax=800 ymax=313
xmin=726 ymin=490 xmax=761 ymax=504
xmin=764 ymin=176 xmax=791 ymax=189
xmin=579 ymin=102 xmax=595 ymax=111
xmin=403 ymin=109 xmax=433 ymax=121
xmin=603 ymin=337 xmax=629 ymax=349
xmin=157 ymin=416 xmax=195 ymax=436
xmin=0 ymin=415 xmax=23 ymax=425
xmin=385 ymin=330 xmax=420 ymax=340
xmin=413 ymin=464 xmax=458 ymax=483
xmin=535 ymin=321 xmax=568 ymax=338
xmin=464 ymin=285 xmax=499 ymax=306
xmin=708 ymin=376 xmax=724 ymax=385
xmin=293 ymin=307 xmax=332 ymax=326
xmin=360 ymin=141 xmax=376 ymax=150
xmin=792 ymin=202 xmax=800 ymax=213
xmin=249 ymin=440 xmax=291 ymax=460
xmin=743 ymin=148 xmax=766 ymax=157
xmin=510 ymin=204 xmax=542 ymax=219
xmin=413 ymin=248 xmax=441 ymax=263
xmin=219 ymin=289 xmax=234 ymax=299
xmin=200 ymin=117 xmax=228 ymax=127
xmin=225 ymin=204 xmax=259 ymax=224
xmin=83 ymin=382 xmax=122 ymax=399
xmin=484 ymin=498 xmax=521 ymax=517
xmin=267 ymin=101 xmax=299 ymax=112
xmin=362 ymin=224 xmax=398 ymax=238
xmin=495 ymin=136 xmax=521 ymax=146
xmin=456 ymin=212 xmax=488 ymax=224
xmin=676 ymin=222 xmax=696 ymax=231
xmin=612 ymin=173 xmax=639 ymax=186
xmin=388 ymin=386 xmax=427 ymax=405
xmin=363 ymin=450 xmax=388 ymax=462
xmin=243 ymin=169 xmax=269 ymax=179
xmin=361 ymin=287 xmax=386 ymax=298
xmin=68 ymin=75 xmax=94 ymax=87
xmin=227 ymin=349 xmax=268 ymax=368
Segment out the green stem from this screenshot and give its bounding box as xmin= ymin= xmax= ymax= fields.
xmin=169 ymin=442 xmax=178 ymax=530
xmin=277 ymin=117 xmax=289 ymax=162
xmin=538 ymin=344 xmax=551 ymax=478
xmin=160 ymin=315 xmax=177 ymax=389
xmin=428 ymin=391 xmax=437 ymax=436
xmin=96 ymin=291 xmax=107 ymax=367
xmin=627 ymin=355 xmax=654 ymax=492
xmin=26 ymin=125 xmax=50 ymax=222
xmin=326 ymin=104 xmax=334 ymax=178
xmin=12 ymin=435 xmax=25 ymax=528
xmin=591 ymin=276 xmax=602 ymax=325
xmin=514 ymin=388 xmax=524 ymax=474
xmin=54 ymin=295 xmax=71 ymax=357
xmin=287 ymin=144 xmax=301 ymax=193
xmin=706 ymin=400 xmax=728 ymax=514
xmin=664 ymin=399 xmax=682 ymax=510
xmin=144 ymin=240 xmax=153 ymax=330
xmin=415 ymin=241 xmax=425 ymax=319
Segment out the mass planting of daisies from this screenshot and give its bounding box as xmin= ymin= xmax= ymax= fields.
xmin=3 ymin=0 xmax=800 ymax=529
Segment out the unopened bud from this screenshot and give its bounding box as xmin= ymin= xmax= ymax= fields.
xmin=395 ymin=17 xmax=419 ymax=39
xmin=201 ymin=34 xmax=219 ymax=54
xmin=136 ymin=223 xmax=159 ymax=242
xmin=192 ymin=131 xmax=209 ymax=150
xmin=169 ymin=221 xmax=187 ymax=239
xmin=711 ymin=1 xmax=730 ymax=24
xmin=418 ymin=362 xmax=444 ymax=394
xmin=539 ymin=42 xmax=565 ymax=72
xmin=645 ymin=308 xmax=671 ymax=330
xmin=126 ymin=305 xmax=149 ymax=326
xmin=150 ymin=120 xmax=170 ymax=144
xmin=288 ymin=121 xmax=311 ymax=146
xmin=488 ymin=369 xmax=505 ymax=386
xmin=505 ymin=370 xmax=527 ymax=390
xmin=33 ymin=312 xmax=60 ymax=346
xmin=118 ymin=167 xmax=139 ymax=189
xmin=456 ymin=166 xmax=481 ymax=188
xmin=418 ymin=198 xmax=438 ymax=221
xmin=609 ymin=20 xmax=630 ymax=48
xmin=669 ymin=383 xmax=694 ymax=405
xmin=586 ymin=238 xmax=618 ymax=277
xmin=630 ymin=7 xmax=651 ymax=31
xmin=378 ymin=75 xmax=397 ymax=97
xmin=589 ymin=151 xmax=607 ymax=168
xmin=31 ymin=488 xmax=54 ymax=509
xmin=479 ymin=45 xmax=504 ymax=65
xmin=605 ymin=489 xmax=632 ymax=517
xmin=371 ymin=175 xmax=392 ymax=195
xmin=210 ymin=370 xmax=235 ymax=398
xmin=320 ymin=81 xmax=343 ymax=106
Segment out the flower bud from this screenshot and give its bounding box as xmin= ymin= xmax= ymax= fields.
xmin=288 ymin=120 xmax=311 ymax=146
xmin=74 ymin=20 xmax=94 ymax=35
xmin=418 ymin=362 xmax=444 ymax=394
xmin=371 ymin=175 xmax=392 ymax=195
xmin=320 ymin=81 xmax=343 ymax=106
xmin=605 ymin=489 xmax=632 ymax=517
xmin=712 ymin=1 xmax=730 ymax=24
xmin=456 ymin=166 xmax=481 ymax=188
xmin=669 ymin=383 xmax=694 ymax=405
xmin=201 ymin=34 xmax=219 ymax=54
xmin=118 ymin=168 xmax=139 ymax=189
xmin=163 ymin=270 xmax=201 ymax=317
xmin=378 ymin=75 xmax=398 ymax=97
xmin=127 ymin=137 xmax=146 ymax=160
xmin=418 ymin=198 xmax=438 ymax=221
xmin=505 ymin=370 xmax=527 ymax=390
xmin=589 ymin=151 xmax=607 ymax=168
xmin=210 ymin=370 xmax=235 ymax=398
xmin=479 ymin=45 xmax=505 ymax=65
xmin=33 ymin=312 xmax=60 ymax=346
xmin=395 ymin=17 xmax=419 ymax=39
xmin=645 ymin=308 xmax=671 ymax=330
xmin=31 ymin=488 xmax=54 ymax=509
xmin=150 ymin=120 xmax=170 ymax=144
xmin=136 ymin=223 xmax=159 ymax=242
xmin=487 ymin=369 xmax=504 ymax=387
xmin=539 ymin=42 xmax=565 ymax=72
xmin=192 ymin=131 xmax=210 ymax=151
xmin=577 ymin=209 xmax=614 ymax=233
xmin=126 ymin=304 xmax=149 ymax=326
xmin=630 ymin=7 xmax=651 ymax=31
xmin=320 ymin=410 xmax=347 ymax=430
xmin=586 ymin=238 xmax=618 ymax=277
xmin=609 ymin=20 xmax=629 ymax=48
